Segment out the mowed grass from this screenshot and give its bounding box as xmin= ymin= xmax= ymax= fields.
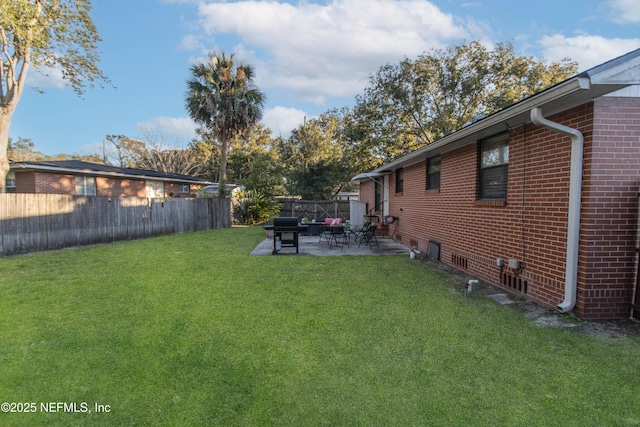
xmin=0 ymin=227 xmax=639 ymax=426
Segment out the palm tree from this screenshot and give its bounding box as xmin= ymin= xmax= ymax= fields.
xmin=185 ymin=52 xmax=266 ymax=197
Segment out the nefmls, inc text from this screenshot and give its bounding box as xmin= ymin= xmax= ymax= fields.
xmin=39 ymin=402 xmax=110 ymax=413
xmin=2 ymin=401 xmax=111 ymax=414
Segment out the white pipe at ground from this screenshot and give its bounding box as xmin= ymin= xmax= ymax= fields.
xmin=466 ymin=280 xmax=479 ymax=297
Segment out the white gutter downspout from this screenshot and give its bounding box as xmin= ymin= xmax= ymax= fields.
xmin=530 ymin=107 xmax=584 ymax=312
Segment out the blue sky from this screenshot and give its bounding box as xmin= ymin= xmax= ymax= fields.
xmin=8 ymin=0 xmax=640 ymax=156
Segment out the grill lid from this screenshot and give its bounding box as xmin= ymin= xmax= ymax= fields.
xmin=274 ymin=216 xmax=299 ymax=228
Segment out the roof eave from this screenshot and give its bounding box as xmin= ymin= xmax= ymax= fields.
xmin=351 ymin=171 xmax=391 ymax=182
xmin=10 ymin=163 xmax=210 ymax=185
xmin=367 ymin=76 xmax=596 ymax=174
xmin=363 ymin=47 xmax=640 ymax=174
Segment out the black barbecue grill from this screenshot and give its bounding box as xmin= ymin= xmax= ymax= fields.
xmin=271 ymin=217 xmax=305 ymax=254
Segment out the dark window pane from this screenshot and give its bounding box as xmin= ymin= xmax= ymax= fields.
xmin=481 ymin=139 xmax=509 ymax=167
xmin=396 ymin=168 xmax=404 ymax=193
xmin=428 ymin=157 xmax=441 ymax=173
xmin=428 ymin=157 xmax=441 ymax=190
xmin=429 ymin=172 xmax=441 ymax=190
xmin=480 ymin=165 xmax=508 ymax=198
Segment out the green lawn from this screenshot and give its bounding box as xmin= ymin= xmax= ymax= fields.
xmin=1 ymin=227 xmax=639 ymax=426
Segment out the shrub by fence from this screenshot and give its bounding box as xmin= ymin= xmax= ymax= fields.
xmin=0 ymin=194 xmax=231 ymax=256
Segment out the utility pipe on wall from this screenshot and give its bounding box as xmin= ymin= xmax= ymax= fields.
xmin=530 ymin=107 xmax=584 ymax=313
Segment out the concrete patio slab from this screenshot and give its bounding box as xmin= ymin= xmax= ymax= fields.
xmin=250 ymin=234 xmax=411 ymax=256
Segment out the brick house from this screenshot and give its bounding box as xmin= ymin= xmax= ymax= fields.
xmin=8 ymin=160 xmax=210 ymax=198
xmin=353 ymin=48 xmax=640 ymax=320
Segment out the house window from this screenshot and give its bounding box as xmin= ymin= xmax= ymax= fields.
xmin=179 ymin=184 xmax=189 ymax=194
xmin=374 ymin=180 xmax=382 ymax=212
xmin=146 ymin=180 xmax=165 ymax=198
xmin=479 ymin=134 xmax=509 ymax=199
xmin=5 ymin=172 xmax=16 ymax=193
xmin=427 ymin=156 xmax=441 ymax=190
xmin=395 ymin=168 xmax=404 ymax=193
xmin=76 ymin=176 xmax=96 ymax=196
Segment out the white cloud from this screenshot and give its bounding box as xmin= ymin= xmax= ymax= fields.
xmin=191 ymin=0 xmax=469 ymax=104
xmin=136 ymin=116 xmax=198 ymax=140
xmin=610 ymin=0 xmax=640 ymax=23
xmin=262 ymin=106 xmax=307 ymax=137
xmin=26 ymin=66 xmax=67 ymax=90
xmin=538 ymin=34 xmax=640 ymax=71
xmin=180 ymin=34 xmax=206 ymax=51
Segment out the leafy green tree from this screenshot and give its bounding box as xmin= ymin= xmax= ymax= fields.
xmin=0 ymin=0 xmax=110 ymax=192
xmin=350 ymin=41 xmax=577 ymax=166
xmin=279 ymin=113 xmax=352 ymax=200
xmin=104 ymin=135 xmax=148 ymax=168
xmin=67 ymin=152 xmax=103 ymax=163
xmin=189 ymin=128 xmax=220 ymax=181
xmin=192 ymin=124 xmax=285 ymax=196
xmin=243 ymin=151 xmax=285 ymax=197
xmin=7 ymin=136 xmax=43 ymax=161
xmin=185 ymin=52 xmax=266 ymax=197
xmin=8 ymin=136 xmax=103 ymax=163
xmin=227 ymin=124 xmax=284 ymax=197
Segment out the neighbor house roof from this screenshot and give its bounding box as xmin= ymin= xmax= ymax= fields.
xmin=352 ymin=48 xmax=640 ymax=181
xmin=10 ymin=160 xmax=211 ymax=185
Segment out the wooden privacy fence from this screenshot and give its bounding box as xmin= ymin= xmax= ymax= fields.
xmin=279 ymin=199 xmax=351 ymax=221
xmin=0 ymin=194 xmax=231 ymax=257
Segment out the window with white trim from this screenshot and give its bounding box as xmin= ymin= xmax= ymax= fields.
xmin=5 ymin=171 xmax=16 ymax=193
xmin=479 ymin=134 xmax=509 ymax=199
xmin=76 ymin=176 xmax=96 ymax=196
xmin=146 ymin=180 xmax=165 ymax=198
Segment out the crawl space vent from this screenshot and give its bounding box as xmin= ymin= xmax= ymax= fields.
xmin=501 ymin=271 xmax=528 ymax=294
xmin=452 ymin=254 xmax=468 ymax=269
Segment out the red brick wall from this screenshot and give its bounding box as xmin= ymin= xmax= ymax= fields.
xmin=359 ymin=180 xmax=376 ymax=220
xmin=22 ymin=172 xmax=76 ymax=194
xmin=14 ymin=172 xmax=197 ymax=199
xmin=366 ymin=98 xmax=640 ymax=320
xmin=96 ymin=177 xmax=145 ymax=197
xmin=14 ymin=172 xmax=199 ymax=199
xmin=164 ymin=182 xmax=194 ymax=198
xmin=580 ymin=96 xmax=640 ymax=319
xmin=14 ymin=171 xmax=36 ymax=193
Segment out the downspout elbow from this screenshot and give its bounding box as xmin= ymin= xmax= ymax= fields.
xmin=530 ymin=108 xmax=584 ymax=313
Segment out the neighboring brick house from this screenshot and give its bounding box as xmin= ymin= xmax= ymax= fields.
xmin=353 ymin=49 xmax=640 ymax=320
xmin=9 ymin=160 xmax=210 ymax=198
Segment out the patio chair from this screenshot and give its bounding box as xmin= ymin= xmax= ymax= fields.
xmin=318 ymin=218 xmax=341 ymax=244
xmin=358 ymin=224 xmax=379 ymax=249
xmin=318 ymin=223 xmax=332 ymax=244
xmin=329 ymin=225 xmax=349 ymax=249
xmin=353 ymin=221 xmax=371 ymax=244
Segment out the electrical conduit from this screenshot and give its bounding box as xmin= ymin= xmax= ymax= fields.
xmin=530 ymin=107 xmax=584 ymax=312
